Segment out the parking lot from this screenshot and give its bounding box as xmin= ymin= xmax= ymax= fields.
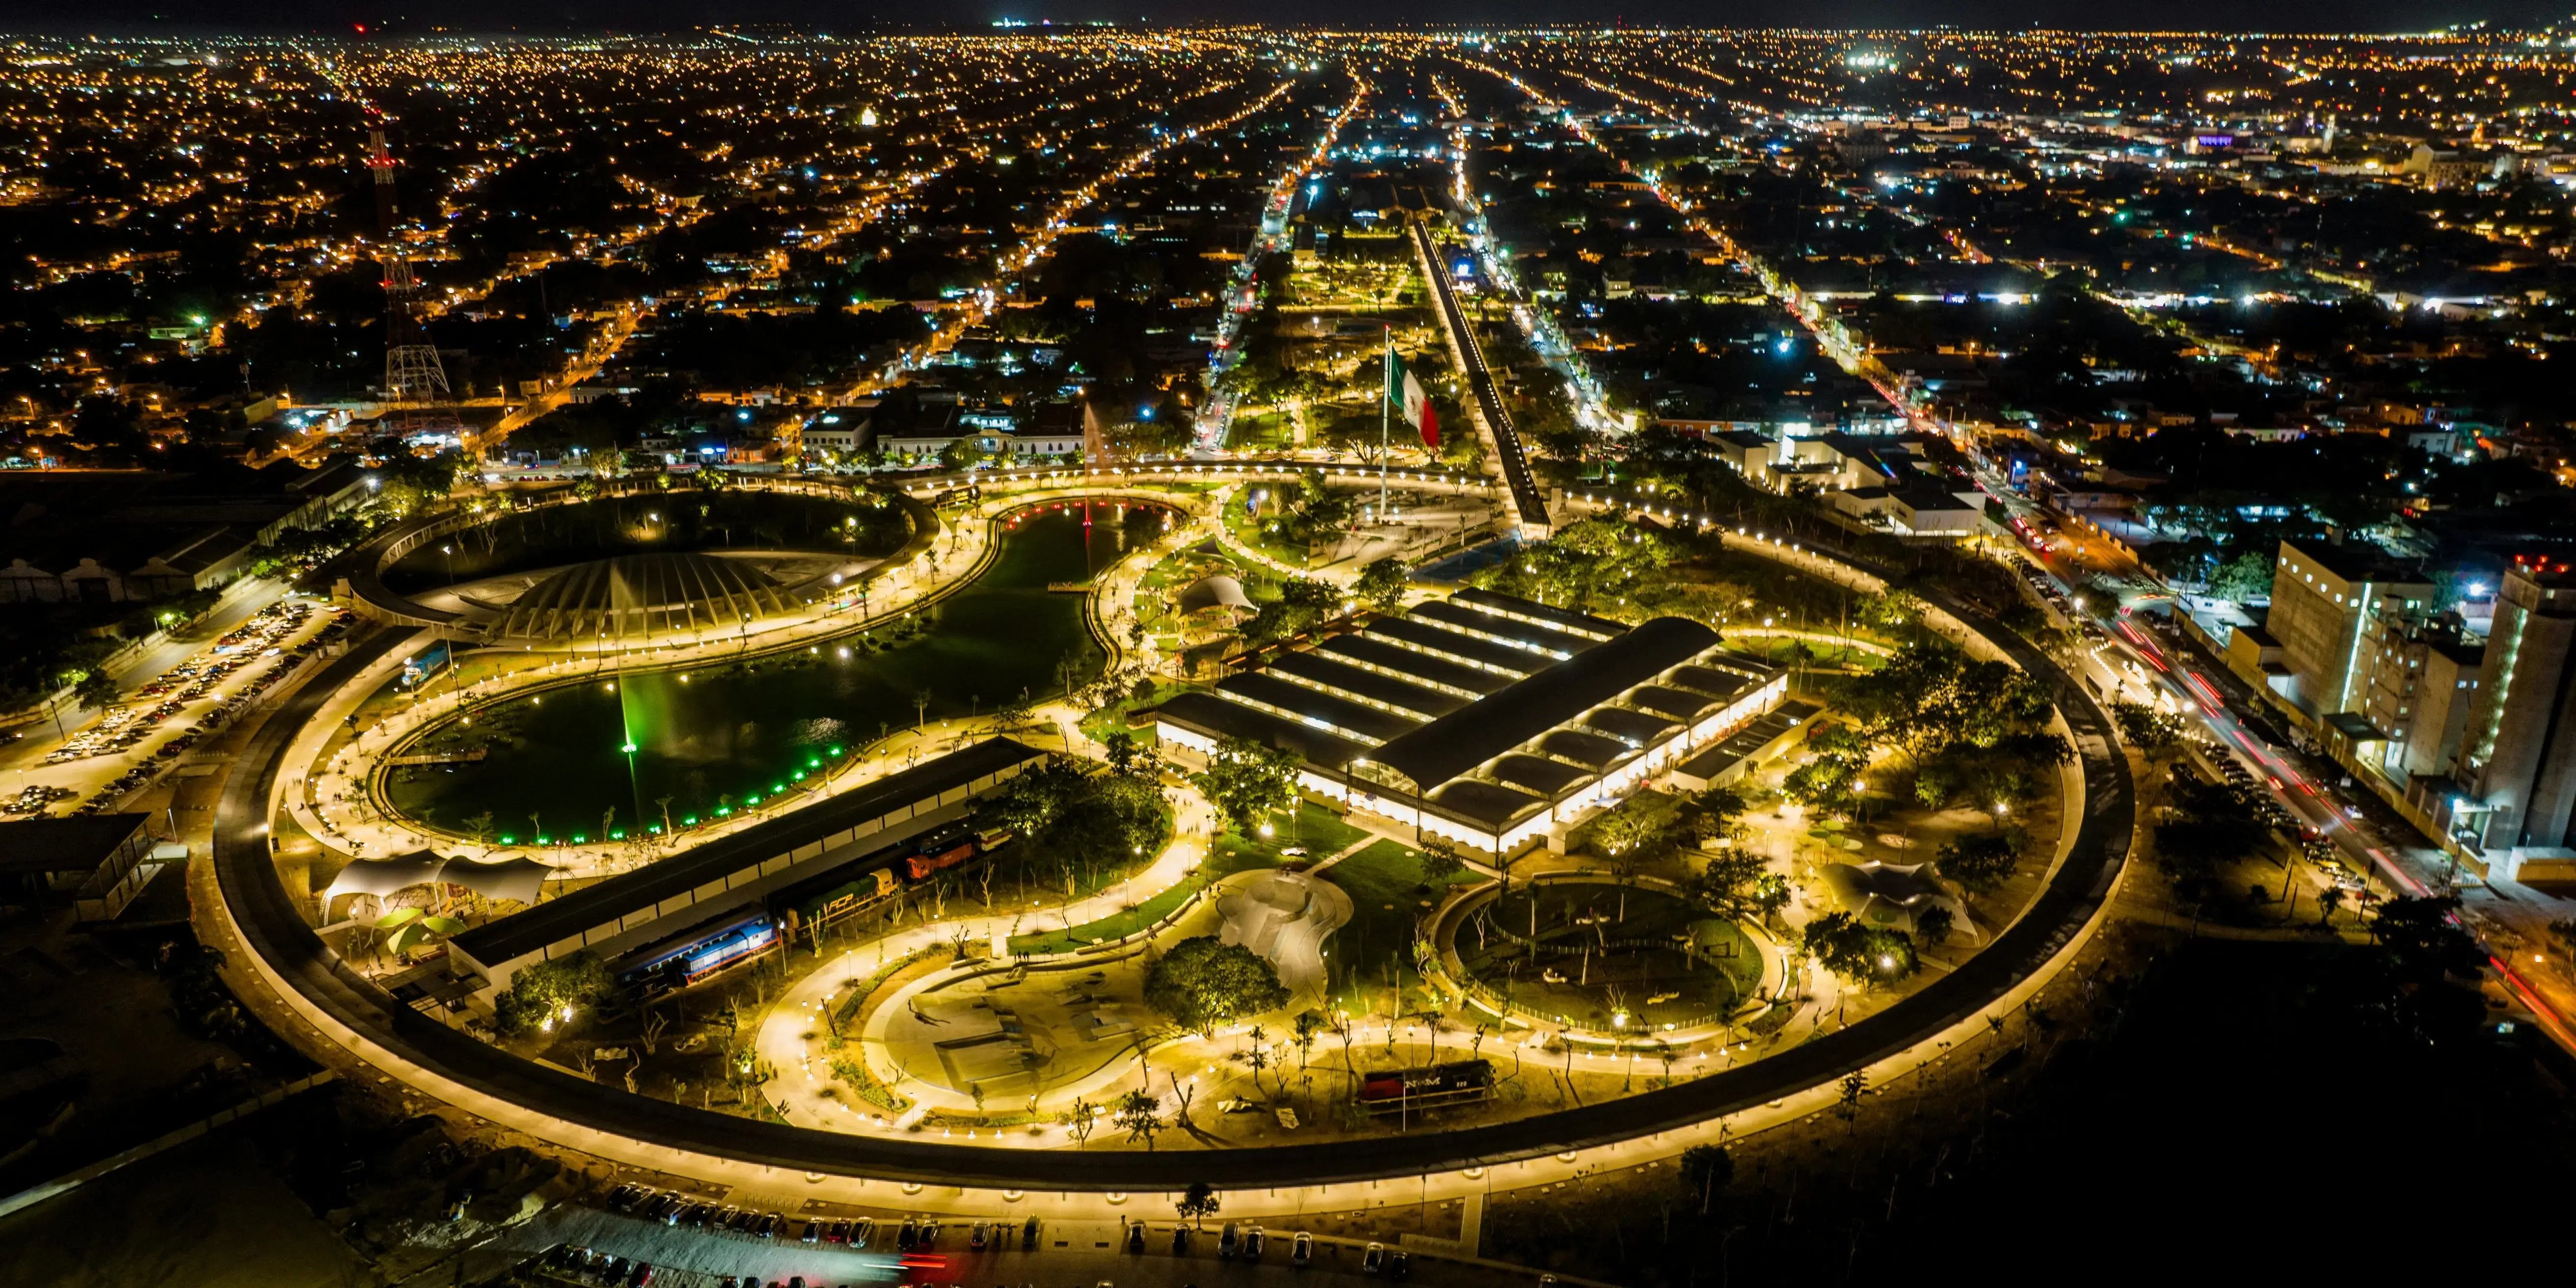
xmin=2 ymin=596 xmax=352 ymax=819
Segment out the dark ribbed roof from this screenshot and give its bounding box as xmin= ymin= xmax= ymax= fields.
xmin=1265 ymin=651 xmax=1469 ymax=720
xmin=1367 ymin=617 xmax=1553 ymax=676
xmin=1317 ymin=634 xmax=1510 ymax=695
xmin=1217 ymin=672 xmax=1422 ymax=744
xmin=1428 ymin=778 xmax=1548 ymax=830
xmin=1627 ymin=684 xmax=1723 ymax=724
xmin=1487 ymin=752 xmax=1592 ymax=798
xmin=1585 ymin=706 xmax=1680 ymax=747
xmin=1358 ymin=617 xmax=1721 ymax=793
xmin=1155 ymin=691 xmax=1371 ymax=769
xmin=1410 ymin=600 xmax=1602 ymax=659
xmin=1541 ymin=728 xmax=1635 ymax=770
xmin=1450 ymin=587 xmax=1626 ymax=639
xmin=1669 ymin=663 xmax=1770 ymax=702
xmin=1673 ymin=699 xmax=1823 ymax=782
xmin=491 ymin=552 xmax=798 ymax=639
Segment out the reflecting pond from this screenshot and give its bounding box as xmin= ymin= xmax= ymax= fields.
xmin=385 ymin=503 xmax=1166 ymax=841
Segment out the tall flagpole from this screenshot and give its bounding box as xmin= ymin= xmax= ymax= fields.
xmin=1380 ymin=323 xmax=1391 ymax=517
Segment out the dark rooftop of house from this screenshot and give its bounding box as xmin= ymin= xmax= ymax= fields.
xmin=0 ymin=813 xmax=150 ymax=875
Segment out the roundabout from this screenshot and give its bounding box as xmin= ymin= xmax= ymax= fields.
xmin=197 ymin=462 xmax=2135 ymax=1219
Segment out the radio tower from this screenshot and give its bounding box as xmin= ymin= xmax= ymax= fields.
xmin=368 ymin=108 xmax=455 ymax=421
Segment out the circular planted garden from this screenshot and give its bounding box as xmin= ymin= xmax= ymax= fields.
xmin=1448 ymin=878 xmax=1768 ymax=1035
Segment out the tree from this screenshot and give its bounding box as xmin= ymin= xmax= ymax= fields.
xmin=1064 ymin=1096 xmax=1100 ymax=1147
xmin=973 ymin=758 xmax=1170 ymax=876
xmin=1284 ymin=469 xmax=1358 ymax=547
xmin=1912 ymin=904 xmax=1957 ymax=946
xmin=1588 ymin=796 xmax=1677 ymax=861
xmin=72 ymin=668 xmax=120 ymax=711
xmin=2208 ymin=549 xmax=2274 ymax=602
xmin=2153 ymin=777 xmax=2267 ymax=898
xmin=1102 ymin=730 xmax=1166 ymax=780
xmin=494 ymin=950 xmax=613 ymax=1036
xmin=1686 ymin=848 xmax=1787 ymax=921
xmin=1176 ymin=1181 xmax=1221 ymax=1229
xmin=1781 ymin=754 xmax=1860 ymax=814
xmin=2361 ymin=896 xmax=2488 ymax=1045
xmin=1836 ymin=639 xmax=2050 ymax=767
xmin=939 ymin=436 xmax=993 ymax=472
xmin=1114 ymin=1088 xmax=1167 ymax=1150
xmin=1230 ymin=1023 xmax=1274 ymax=1095
xmin=2111 ymin=699 xmax=2186 ymax=762
xmin=1354 ymin=556 xmax=1410 ymax=613
xmin=1674 ymin=785 xmax=1750 ymax=846
xmin=991 ymin=688 xmax=1038 ymax=733
xmin=1192 ymin=734 xmax=1301 ymax=835
xmin=1292 ymin=1009 xmax=1325 ymax=1074
xmin=1246 ymin=577 xmax=1342 ymax=644
xmin=1145 ymin=936 xmax=1291 ymax=1036
xmin=1416 ymin=836 xmax=1469 ymax=886
xmin=1677 ymin=1143 xmax=1734 ymax=1214
xmin=1936 ymin=831 xmax=2022 ymax=896
xmin=1800 ymin=912 xmax=1920 ymax=988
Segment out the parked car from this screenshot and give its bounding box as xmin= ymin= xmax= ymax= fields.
xmin=1361 ymin=1242 xmax=1385 ymax=1274
xmin=970 ymin=1221 xmax=989 ymax=1251
xmin=801 ymin=1219 xmax=824 ymax=1244
xmin=1172 ymin=1226 xmax=1191 ymax=1255
xmin=1244 ymin=1227 xmax=1264 ymax=1261
xmin=1387 ymin=1251 xmax=1409 ymax=1281
xmin=1125 ymin=1222 xmax=1146 ymax=1254
xmin=1291 ymin=1232 xmax=1313 ymax=1266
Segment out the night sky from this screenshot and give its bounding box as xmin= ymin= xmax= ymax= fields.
xmin=0 ymin=0 xmax=2558 ymax=35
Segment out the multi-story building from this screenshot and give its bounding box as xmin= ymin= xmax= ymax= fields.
xmin=2285 ymin=546 xmax=2576 ymax=871
xmin=2451 ymin=558 xmax=2576 ymax=854
xmin=2353 ymin=618 xmax=2484 ymax=781
xmin=2266 ymin=537 xmax=2435 ymax=722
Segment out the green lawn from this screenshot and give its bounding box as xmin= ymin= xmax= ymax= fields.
xmin=1320 ymin=838 xmax=1486 ymax=1006
xmin=1007 ymin=842 xmax=1273 ymax=955
xmin=1007 ymin=804 xmax=1370 ymax=955
xmin=1078 ymin=678 xmax=1197 ymax=747
xmin=1223 ymin=506 xmax=1312 ymax=568
xmin=1211 ymin=801 xmax=1369 ymax=866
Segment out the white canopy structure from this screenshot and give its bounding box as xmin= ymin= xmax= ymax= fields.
xmin=324 ymin=851 xmax=555 ymax=906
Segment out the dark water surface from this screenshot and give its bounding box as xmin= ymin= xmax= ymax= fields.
xmin=386 ymin=504 xmax=1162 ymax=840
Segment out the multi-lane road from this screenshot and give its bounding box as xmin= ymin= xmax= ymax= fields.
xmin=1989 ymin=491 xmax=2576 ymax=1052
xmin=1411 ymin=219 xmax=1550 ymax=529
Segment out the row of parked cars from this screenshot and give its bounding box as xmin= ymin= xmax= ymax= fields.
xmin=1131 ymin=1221 xmax=1402 ymax=1277
xmin=60 ymin=606 xmax=352 ymax=816
xmin=530 ymin=1244 xmax=655 ymax=1286
xmin=530 ymin=1241 xmax=892 ymax=1288
xmin=588 ymin=1184 xmax=1429 ymax=1285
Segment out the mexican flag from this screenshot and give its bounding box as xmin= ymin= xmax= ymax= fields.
xmin=1387 ymin=350 xmax=1440 ymax=449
